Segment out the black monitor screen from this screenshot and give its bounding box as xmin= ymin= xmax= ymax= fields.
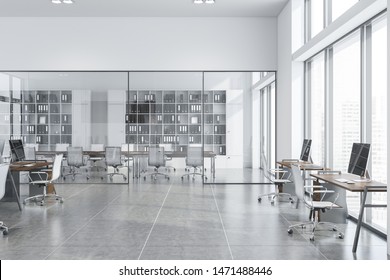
xmin=300 ymin=139 xmax=312 ymax=162
xmin=9 ymin=139 xmax=25 ymax=162
xmin=348 ymin=143 xmax=370 ymax=177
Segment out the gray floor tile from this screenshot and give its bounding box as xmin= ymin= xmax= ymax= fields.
xmin=0 ymin=169 xmax=387 ymax=260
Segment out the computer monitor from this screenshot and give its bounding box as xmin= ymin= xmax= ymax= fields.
xmin=9 ymin=139 xmax=25 ymax=162
xmin=347 ymin=143 xmax=370 ymax=177
xmin=300 ymin=139 xmax=312 ymax=162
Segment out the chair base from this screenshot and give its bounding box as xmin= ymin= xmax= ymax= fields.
xmin=258 ymin=192 xmax=294 ymax=205
xmin=23 ymin=194 xmax=64 ymax=206
xmin=63 ymin=166 xmax=89 ymax=181
xmin=144 ymin=171 xmax=170 ymax=180
xmin=0 ymin=221 xmax=9 ymax=235
xmin=103 ymin=172 xmax=127 ymax=181
xmin=287 ymin=219 xmax=344 ymax=241
xmin=181 ymin=172 xmax=207 ymax=181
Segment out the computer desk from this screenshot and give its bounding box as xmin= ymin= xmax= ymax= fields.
xmin=311 ymin=172 xmax=387 ymax=253
xmin=276 ymin=160 xmax=326 ymax=171
xmin=5 ymin=161 xmax=52 ymax=211
xmin=36 ymin=150 xmax=216 ymax=179
xmin=122 ymin=150 xmax=216 ymax=179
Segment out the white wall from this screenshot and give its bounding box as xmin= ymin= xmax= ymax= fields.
xmin=0 ymin=17 xmax=277 ymax=71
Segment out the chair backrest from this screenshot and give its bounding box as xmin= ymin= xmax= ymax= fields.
xmin=105 ymin=146 xmax=122 ymax=166
xmin=51 ymin=154 xmax=64 ymax=182
xmin=24 ymin=146 xmax=36 ymax=161
xmin=186 ymin=146 xmax=203 ymax=167
xmin=148 ymin=146 xmax=165 ymax=167
xmin=56 ymin=143 xmax=69 ymax=152
xmin=67 ymin=146 xmax=83 ymax=166
xmin=90 ymin=144 xmax=105 ymax=152
xmin=290 ymin=164 xmax=305 ymax=201
xmin=0 ymin=163 xmax=10 ymax=200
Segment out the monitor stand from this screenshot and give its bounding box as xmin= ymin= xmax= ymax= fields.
xmin=353 ymin=169 xmax=371 ymax=182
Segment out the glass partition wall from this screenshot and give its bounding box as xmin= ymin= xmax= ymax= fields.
xmin=0 ymin=71 xmax=275 ymax=185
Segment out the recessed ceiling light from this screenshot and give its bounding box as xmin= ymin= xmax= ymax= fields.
xmin=205 ymin=0 xmax=215 ymax=4
xmin=51 ymin=0 xmax=62 ymax=4
xmin=193 ymin=0 xmax=204 ymax=4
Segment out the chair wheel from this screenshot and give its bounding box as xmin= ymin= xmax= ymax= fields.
xmin=204 ymin=177 xmax=207 ymax=180
xmin=310 ymin=236 xmax=315 ymax=241
xmin=258 ymin=197 xmax=262 ymax=202
xmin=173 ymin=168 xmax=176 ymax=172
xmin=101 ymin=177 xmax=104 ymax=180
xmin=287 ymin=228 xmax=293 ymax=234
xmin=181 ymin=177 xmax=184 ymax=181
xmin=3 ymin=229 xmax=9 ymax=235
xmin=144 ymin=176 xmax=146 ymax=180
xmin=123 ymin=176 xmax=127 ymax=180
xmin=338 ymin=233 xmax=344 ymax=239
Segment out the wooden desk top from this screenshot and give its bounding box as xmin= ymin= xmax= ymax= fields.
xmin=277 ymin=160 xmax=326 ymax=171
xmin=10 ymin=161 xmax=52 ymax=172
xmin=311 ymin=173 xmax=387 ymax=192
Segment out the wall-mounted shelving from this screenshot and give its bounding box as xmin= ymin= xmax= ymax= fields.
xmin=19 ymin=90 xmax=73 ymax=148
xmin=123 ymin=90 xmax=226 ymax=155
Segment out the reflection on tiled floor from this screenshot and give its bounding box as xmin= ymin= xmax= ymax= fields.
xmin=0 ymin=169 xmax=388 ymax=260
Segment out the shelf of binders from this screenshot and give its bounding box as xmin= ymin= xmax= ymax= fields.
xmin=125 ymin=90 xmax=226 ymax=154
xmin=20 ymin=90 xmax=73 ymax=147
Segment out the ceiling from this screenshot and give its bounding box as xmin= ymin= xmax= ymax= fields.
xmin=0 ymin=0 xmax=288 ymax=17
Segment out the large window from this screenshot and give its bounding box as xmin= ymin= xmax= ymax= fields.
xmin=369 ymin=15 xmax=387 ymax=230
xmin=306 ymin=0 xmax=359 ymax=40
xmin=307 ymin=52 xmax=325 ymax=166
xmin=332 ymin=30 xmax=361 ymax=172
xmin=305 ymin=13 xmax=387 ymax=233
xmin=332 ymin=0 xmax=359 ymax=22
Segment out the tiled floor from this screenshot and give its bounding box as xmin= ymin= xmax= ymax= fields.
xmin=0 ymin=168 xmax=388 ymax=260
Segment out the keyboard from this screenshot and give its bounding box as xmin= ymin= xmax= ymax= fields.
xmin=335 ymin=178 xmax=354 ymax=184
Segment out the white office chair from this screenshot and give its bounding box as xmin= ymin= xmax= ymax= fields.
xmin=88 ymin=144 xmax=106 ymax=172
xmin=63 ymin=146 xmax=89 ymax=180
xmin=258 ymin=153 xmax=293 ymax=205
xmin=120 ymin=143 xmax=134 ymax=172
xmin=287 ymin=164 xmax=344 ymax=241
xmin=103 ymin=146 xmax=127 ymax=181
xmin=56 ymin=143 xmax=69 ymax=172
xmin=144 ymin=146 xmax=169 ymax=180
xmin=0 ymin=163 xmax=10 ymax=234
xmin=23 ymin=154 xmax=64 ymax=206
xmin=159 ymin=144 xmax=176 ymax=172
xmin=181 ymin=146 xmax=207 ymax=181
